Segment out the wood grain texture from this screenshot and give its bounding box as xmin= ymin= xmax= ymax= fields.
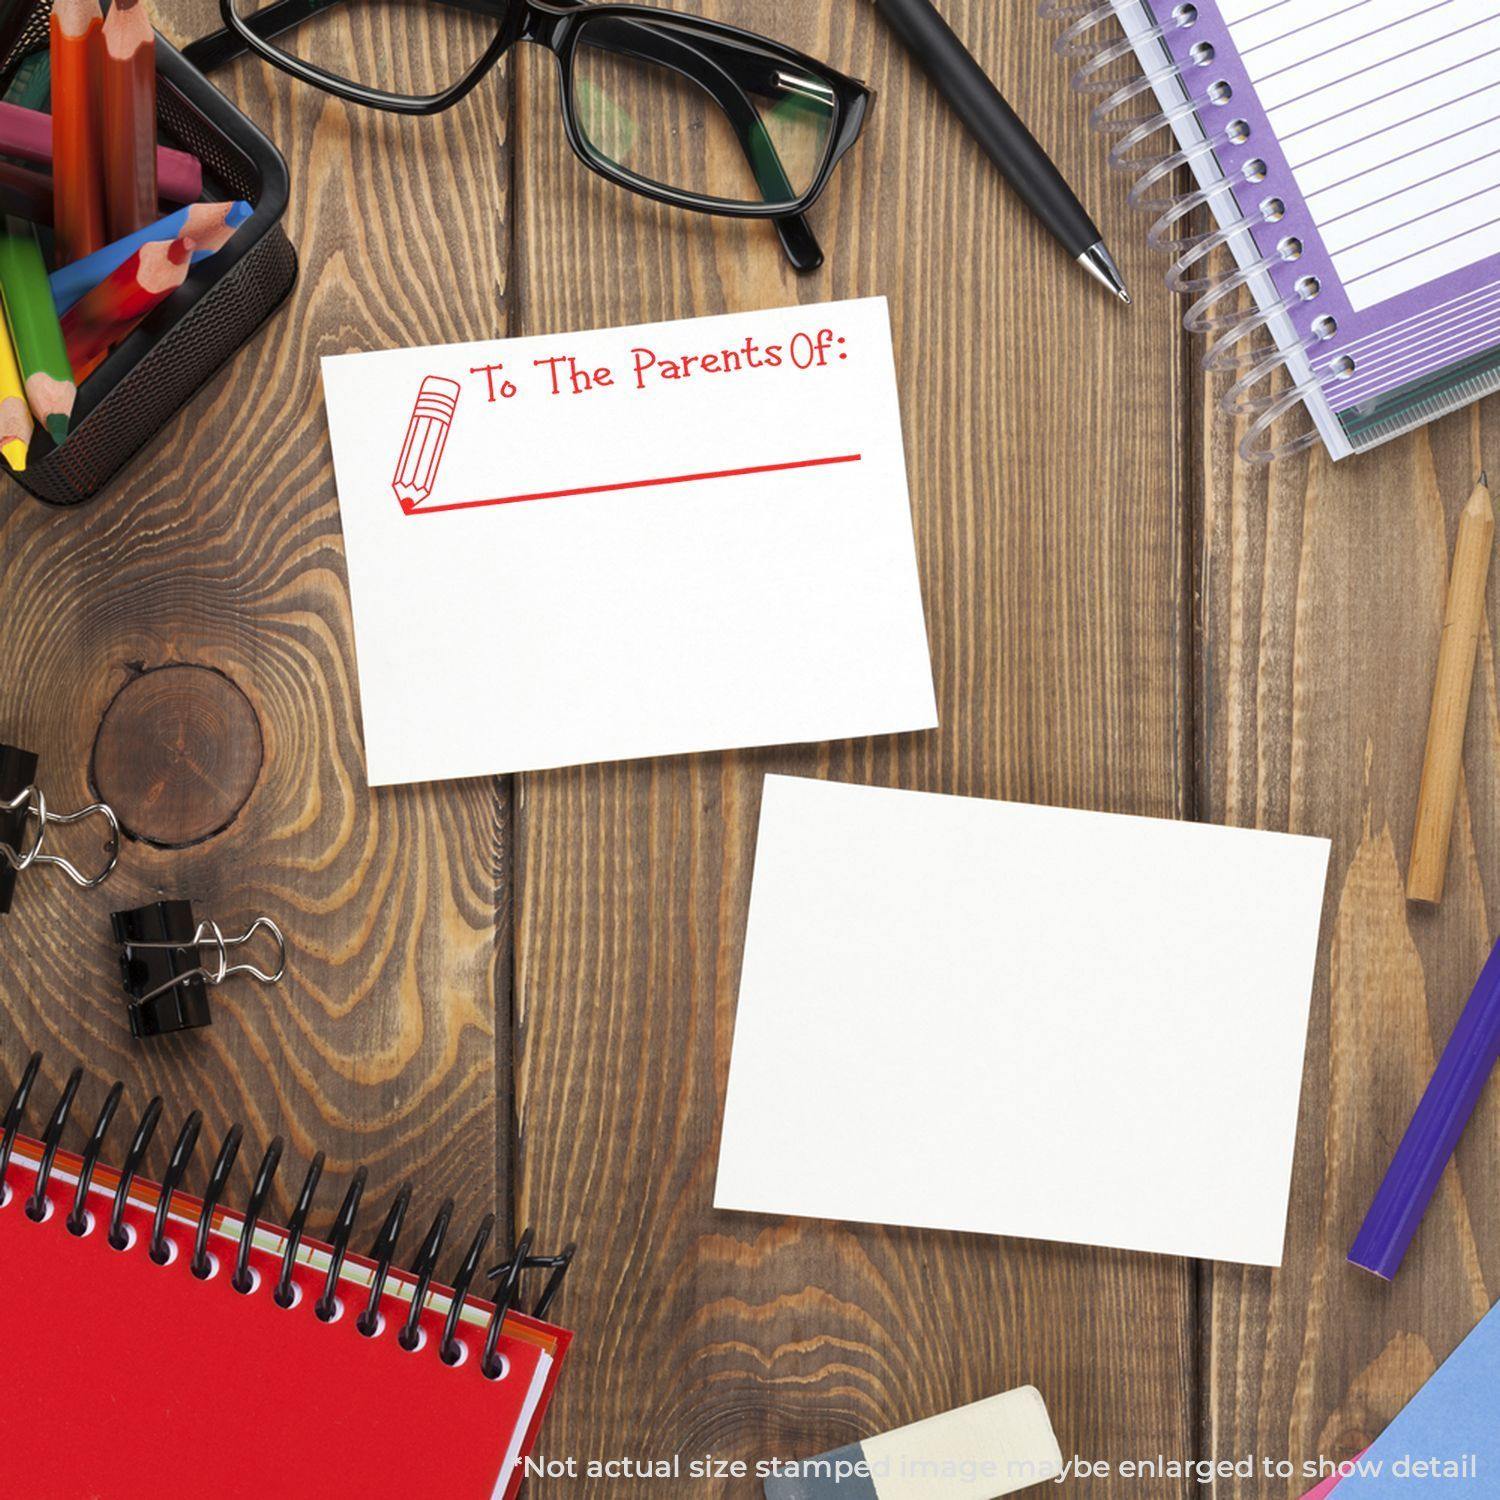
xmin=1199 ymin=345 xmax=1500 ymax=1486
xmin=510 ymin=2 xmax=1197 ymax=1492
xmin=8 ymin=0 xmax=1491 ymax=1491
xmin=0 ymin=1 xmax=515 ymax=1276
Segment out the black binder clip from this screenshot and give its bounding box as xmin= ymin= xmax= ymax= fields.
xmin=112 ymin=900 xmax=287 ymax=1038
xmin=1 ymin=742 xmax=120 ymax=915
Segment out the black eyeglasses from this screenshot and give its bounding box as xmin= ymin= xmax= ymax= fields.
xmin=182 ymin=0 xmax=873 ymax=271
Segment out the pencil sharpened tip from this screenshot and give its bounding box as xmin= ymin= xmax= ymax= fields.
xmin=44 ymin=415 xmax=68 ymax=447
xmin=1480 ymin=469 xmax=1488 ymax=488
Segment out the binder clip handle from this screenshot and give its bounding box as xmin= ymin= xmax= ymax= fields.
xmin=113 ymin=901 xmax=287 ymax=1039
xmin=0 ymin=784 xmax=121 ymax=890
xmin=127 ymin=916 xmax=288 ymax=1004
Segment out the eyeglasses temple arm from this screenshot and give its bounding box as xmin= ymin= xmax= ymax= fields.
xmin=181 ymin=2 xmax=824 ymax=271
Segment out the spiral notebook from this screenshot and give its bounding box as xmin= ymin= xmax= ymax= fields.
xmin=0 ymin=1059 xmax=572 ymax=1500
xmin=1053 ymin=0 xmax=1500 ymax=461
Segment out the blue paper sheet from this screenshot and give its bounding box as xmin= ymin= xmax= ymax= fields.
xmin=1327 ymin=1299 xmax=1498 ymax=1494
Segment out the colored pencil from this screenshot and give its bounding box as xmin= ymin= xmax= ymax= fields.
xmin=0 ymin=101 xmax=200 ymax=204
xmin=51 ymin=200 xmax=250 ymax=314
xmin=1349 ymin=934 xmax=1500 ymax=1279
xmin=0 ymin=313 xmax=32 ymax=470
xmin=0 ymin=159 xmax=56 ymax=225
xmin=0 ymin=219 xmax=74 ymax=442
xmin=101 ymin=0 xmax=157 ymax=240
xmin=61 ymin=233 xmax=192 ymax=378
xmin=50 ymin=0 xmax=106 ymax=263
xmin=1407 ymin=473 xmax=1495 ymax=903
xmin=0 ymin=159 xmax=195 ymax=231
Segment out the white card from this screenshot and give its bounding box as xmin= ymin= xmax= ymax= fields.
xmin=715 ymin=776 xmax=1332 ymax=1266
xmin=321 ymin=298 xmax=936 ymax=785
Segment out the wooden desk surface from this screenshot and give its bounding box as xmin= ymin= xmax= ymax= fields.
xmin=1 ymin=2 xmax=1496 ymax=1494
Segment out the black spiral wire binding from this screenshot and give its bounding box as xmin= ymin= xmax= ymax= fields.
xmin=3 ymin=1059 xmax=576 ymax=1371
xmin=357 ymin=1182 xmax=410 ymax=1336
xmin=192 ymin=1125 xmax=243 ymax=1278
xmin=483 ymin=1227 xmax=533 ymax=1377
xmin=67 ymin=1079 xmax=122 ymax=1235
xmin=108 ymin=1095 xmax=162 ymax=1250
xmin=440 ymin=1212 xmax=495 ymax=1365
xmin=151 ymin=1111 xmax=203 ymax=1263
xmin=527 ymin=1244 xmax=577 ymax=1321
xmin=316 ymin=1165 xmax=366 ymax=1320
xmin=275 ymin=1150 xmax=324 ymax=1307
xmin=0 ymin=1050 xmax=41 ymax=1206
xmin=1041 ymin=0 xmax=1334 ymax=462
xmin=398 ymin=1195 xmax=453 ymax=1351
xmin=25 ymin=1066 xmax=81 ymax=1221
xmin=233 ymin=1136 xmax=282 ymax=1293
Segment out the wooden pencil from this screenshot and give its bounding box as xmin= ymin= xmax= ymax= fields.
xmin=51 ymin=200 xmax=249 ymax=314
xmin=0 ymin=219 xmax=74 ymax=443
xmin=0 ymin=159 xmax=58 ymax=225
xmin=1407 ymin=472 xmax=1495 ymax=904
xmin=0 ymin=312 xmax=33 ymax=471
xmin=102 ymin=0 xmax=158 ymax=240
xmin=51 ymin=0 xmax=107 ymax=263
xmin=61 ymin=233 xmax=192 ymax=378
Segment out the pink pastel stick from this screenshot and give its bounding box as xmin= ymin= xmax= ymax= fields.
xmin=0 ymin=99 xmax=201 ymax=205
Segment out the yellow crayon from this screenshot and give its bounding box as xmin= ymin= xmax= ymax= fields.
xmin=0 ymin=312 xmax=32 ymax=471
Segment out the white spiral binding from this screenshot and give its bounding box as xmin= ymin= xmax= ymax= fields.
xmin=1043 ymin=0 xmax=1337 ymax=463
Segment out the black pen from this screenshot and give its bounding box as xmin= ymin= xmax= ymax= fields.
xmin=871 ymin=0 xmax=1130 ymax=303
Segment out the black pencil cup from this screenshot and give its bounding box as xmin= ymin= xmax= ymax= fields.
xmin=0 ymin=24 xmax=296 ymax=507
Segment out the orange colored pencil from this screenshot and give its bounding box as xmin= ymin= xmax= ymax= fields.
xmin=50 ymin=0 xmax=106 ymax=263
xmin=101 ymin=0 xmax=158 ymax=240
xmin=62 ymin=234 xmax=192 ymax=379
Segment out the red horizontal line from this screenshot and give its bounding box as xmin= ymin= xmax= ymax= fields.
xmin=407 ymin=453 xmax=863 ymax=515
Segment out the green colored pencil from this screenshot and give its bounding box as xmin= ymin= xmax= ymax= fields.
xmin=0 ymin=219 xmax=75 ymax=443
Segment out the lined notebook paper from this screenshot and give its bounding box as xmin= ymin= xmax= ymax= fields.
xmin=1233 ymin=0 xmax=1499 ymax=310
xmin=1061 ymin=0 xmax=1500 ymax=460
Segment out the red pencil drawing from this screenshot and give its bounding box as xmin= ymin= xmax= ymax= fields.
xmin=392 ymin=375 xmax=462 ymax=510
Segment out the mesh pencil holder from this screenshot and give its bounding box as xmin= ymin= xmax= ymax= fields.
xmin=0 ymin=22 xmax=296 ymax=507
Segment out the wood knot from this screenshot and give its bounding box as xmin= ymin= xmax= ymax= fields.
xmin=92 ymin=664 xmax=263 ymax=847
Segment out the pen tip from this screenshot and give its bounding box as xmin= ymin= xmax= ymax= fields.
xmin=1078 ymin=242 xmax=1130 ymax=304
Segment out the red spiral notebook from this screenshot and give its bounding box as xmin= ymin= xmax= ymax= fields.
xmin=0 ymin=1117 xmax=571 ymax=1499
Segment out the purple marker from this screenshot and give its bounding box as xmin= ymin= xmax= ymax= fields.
xmin=1349 ymin=935 xmax=1500 ymax=1279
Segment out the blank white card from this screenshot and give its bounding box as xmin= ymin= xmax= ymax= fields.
xmin=715 ymin=776 xmax=1332 ymax=1266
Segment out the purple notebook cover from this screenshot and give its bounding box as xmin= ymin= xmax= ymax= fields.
xmin=1140 ymin=0 xmax=1500 ymax=423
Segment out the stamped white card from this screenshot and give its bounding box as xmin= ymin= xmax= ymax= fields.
xmin=321 ymin=297 xmax=936 ymax=785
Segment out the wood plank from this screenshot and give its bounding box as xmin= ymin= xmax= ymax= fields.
xmin=1200 ymin=361 xmax=1500 ymax=1483
xmin=0 ymin=8 xmax=512 ymax=1257
xmin=510 ymin=2 xmax=1198 ymax=1489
